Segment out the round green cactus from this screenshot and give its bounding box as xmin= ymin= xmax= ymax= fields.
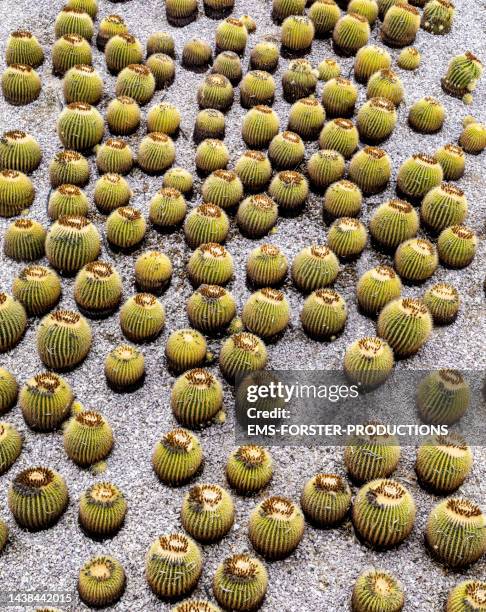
xmin=438 ymin=225 xmax=477 ymax=268
xmin=344 ymin=425 xmax=400 ymax=482
xmin=94 ymin=173 xmax=132 ymax=213
xmin=165 ymin=328 xmax=207 ymax=372
xmin=0 ymin=293 xmax=27 ymax=352
xmin=119 ymin=293 xmax=165 ymax=342
xmin=356 ymin=266 xmax=402 ymax=315
xmin=226 ymin=445 xmax=273 ymax=494
xmin=446 ymin=580 xmax=486 ymax=612
xmin=184 ymin=203 xmax=229 ymax=248
xmin=416 ymin=433 xmax=472 ymax=494
xmin=301 ymin=473 xmax=351 ymax=526
xmin=0 ymin=130 xmax=42 ymax=173
xmin=219 ymin=332 xmax=268 ymax=382
xmin=171 ymin=368 xmax=223 ymax=428
xmin=352 ymin=569 xmax=404 ymax=612
xmin=421 ymin=183 xmax=467 ymax=233
xmin=107 ymin=96 xmax=141 ymax=135
xmin=146 ymin=533 xmax=202 ymax=599
xmin=105 ymin=344 xmax=145 ymax=389
xmin=394 ymin=238 xmax=438 ymax=282
xmin=242 ymin=288 xmax=290 ymax=338
xmin=20 ymin=372 xmax=73 ymax=431
xmin=343 ymin=336 xmax=395 ymax=388
xmin=348 ymin=146 xmax=391 ymax=194
xmin=57 ymin=102 xmax=104 ymax=151
xmin=425 ymin=498 xmax=486 ymax=568
xmin=0 ymin=169 xmax=35 ymax=217
xmin=377 ymin=297 xmax=432 ymax=357
xmin=74 ymin=261 xmax=123 ymax=316
xmin=249 ymin=496 xmax=305 ymax=559
xmin=152 ymin=428 xmax=203 ymax=486
xmin=291 ymin=245 xmax=340 ymax=292
xmin=5 ymin=30 xmax=44 ymax=68
xmin=417 ymin=369 xmax=470 ymax=425
xmin=352 ymin=478 xmax=416 ymax=548
xmin=78 ymin=556 xmax=125 ymax=607
xmin=0 ymin=422 xmax=22 ymax=475
xmin=79 ymin=481 xmax=127 ymax=536
xmin=187 ymin=284 xmax=236 ymax=332
xmin=181 ymin=483 xmax=235 ymax=542
xmin=134 ymin=250 xmax=173 ymax=294
xmin=1 ymin=64 xmax=41 ymax=106
xmin=8 ymin=466 xmax=69 ymax=530
xmin=187 ymin=243 xmax=234 ymax=286
xmin=45 ymin=215 xmax=101 ymax=273
xmin=327 ymin=217 xmax=367 ymax=258
xmin=397 ymin=153 xmax=443 ymax=199
xmin=0 ymin=368 xmax=18 ymax=415
xmin=64 ymin=410 xmax=113 ymax=466
xmin=247 ymin=244 xmax=288 ymax=287
xmin=213 ymin=554 xmax=268 ymax=611
xmin=3 ymin=218 xmax=46 ymax=262
xmin=424 ymin=282 xmax=460 ymax=324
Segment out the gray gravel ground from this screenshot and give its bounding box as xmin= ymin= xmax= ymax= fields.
xmin=0 ymin=0 xmax=485 ymax=610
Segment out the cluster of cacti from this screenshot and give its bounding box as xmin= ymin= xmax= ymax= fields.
xmin=1 ymin=0 xmax=485 ymax=607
